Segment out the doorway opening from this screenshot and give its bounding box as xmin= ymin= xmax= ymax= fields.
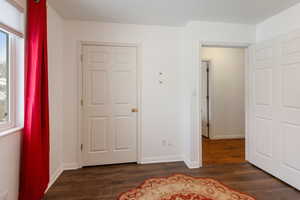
xmin=200 ymin=46 xmax=247 ymax=166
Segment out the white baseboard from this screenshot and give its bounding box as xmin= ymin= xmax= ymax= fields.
xmin=140 ymin=155 xmax=182 ymax=164
xmin=210 ymin=134 xmax=245 ymax=140
xmin=63 ymin=162 xmax=80 ymax=170
xmin=47 ymin=162 xmax=79 ymax=192
xmin=45 ymin=156 xmax=185 ymax=192
xmin=184 ymin=159 xmax=200 ymax=169
xmin=47 ymin=166 xmax=63 ymax=192
xmin=63 ymin=156 xmax=182 ymax=169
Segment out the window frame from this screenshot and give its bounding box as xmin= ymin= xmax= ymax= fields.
xmin=0 ymin=28 xmax=17 ymax=132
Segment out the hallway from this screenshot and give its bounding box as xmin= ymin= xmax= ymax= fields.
xmin=203 ymin=137 xmax=246 ymax=166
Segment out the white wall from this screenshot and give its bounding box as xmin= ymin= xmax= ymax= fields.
xmin=0 ymin=0 xmax=24 ymax=33
xmin=0 ymin=1 xmax=282 ymax=199
xmin=182 ymin=21 xmax=255 ymax=167
xmin=0 ymin=37 xmax=23 ymax=198
xmin=185 ymin=21 xmax=256 ymax=44
xmin=202 ymin=47 xmax=245 ymax=139
xmin=47 ymin=5 xmax=64 ymax=186
xmin=0 ymin=4 xmax=64 ymax=200
xmin=0 ymin=131 xmax=21 ymax=200
xmin=0 ymin=35 xmax=23 ymax=200
xmin=62 ymin=20 xmax=184 ymax=167
xmin=46 ymin=8 xmax=257 ymax=169
xmin=48 ymin=10 xmax=257 ymax=171
xmin=257 ymin=2 xmax=300 ymax=42
xmin=0 ymin=2 xmax=297 ymax=198
xmin=0 ymin=1 xmax=24 ymax=199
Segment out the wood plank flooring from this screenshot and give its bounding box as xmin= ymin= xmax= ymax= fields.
xmin=203 ymin=137 xmax=246 ymax=166
xmin=45 ymin=162 xmax=300 ymax=200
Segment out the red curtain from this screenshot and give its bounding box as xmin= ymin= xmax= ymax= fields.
xmin=19 ymin=0 xmax=50 ymax=199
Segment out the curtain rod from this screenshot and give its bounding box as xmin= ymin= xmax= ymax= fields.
xmin=0 ymin=22 xmax=24 ymax=38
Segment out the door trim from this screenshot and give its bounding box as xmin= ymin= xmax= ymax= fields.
xmin=77 ymin=41 xmax=143 ymax=168
xmin=197 ymin=41 xmax=252 ymax=167
xmin=200 ymin=59 xmax=212 ymax=139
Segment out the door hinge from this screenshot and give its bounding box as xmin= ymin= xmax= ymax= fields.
xmin=80 ymin=144 xmax=83 ymax=152
xmin=206 ymin=67 xmax=209 ymax=73
xmin=207 ymin=123 xmax=210 ymax=128
xmin=80 ymin=99 xmax=84 ymax=106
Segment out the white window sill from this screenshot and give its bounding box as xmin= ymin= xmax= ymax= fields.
xmin=0 ymin=126 xmax=23 ymax=138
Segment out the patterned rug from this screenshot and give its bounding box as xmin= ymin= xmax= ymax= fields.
xmin=118 ymin=174 xmax=256 ymax=200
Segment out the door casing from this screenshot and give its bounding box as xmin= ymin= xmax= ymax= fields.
xmin=197 ymin=41 xmax=252 ymax=167
xmin=200 ymin=60 xmax=211 ymax=138
xmin=77 ymin=41 xmax=143 ymax=168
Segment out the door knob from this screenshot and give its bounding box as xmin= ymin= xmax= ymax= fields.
xmin=131 ymin=108 xmax=138 ymax=113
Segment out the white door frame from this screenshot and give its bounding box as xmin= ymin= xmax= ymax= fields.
xmin=196 ymin=41 xmax=252 ymax=167
xmin=200 ymin=59 xmax=212 ymax=138
xmin=77 ymin=41 xmax=143 ymax=168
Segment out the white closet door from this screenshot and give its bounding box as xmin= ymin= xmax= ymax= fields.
xmin=278 ymin=31 xmax=300 ymax=189
xmin=249 ymin=40 xmax=279 ymax=176
xmin=249 ymin=30 xmax=300 ymax=190
xmin=82 ymin=45 xmax=138 ymax=166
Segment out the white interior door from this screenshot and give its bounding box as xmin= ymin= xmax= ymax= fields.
xmin=201 ymin=61 xmax=209 ymax=137
xmin=249 ymin=30 xmax=300 ymax=190
xmin=82 ymin=44 xmax=138 ymax=166
xmin=278 ymin=31 xmax=300 ymax=189
xmin=249 ymin=41 xmax=279 ymax=176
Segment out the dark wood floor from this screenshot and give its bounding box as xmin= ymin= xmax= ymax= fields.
xmin=203 ymin=137 xmax=246 ymax=166
xmin=45 ymin=162 xmax=300 ymax=200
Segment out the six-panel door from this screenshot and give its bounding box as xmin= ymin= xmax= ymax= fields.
xmin=250 ymin=31 xmax=300 ymax=190
xmin=82 ymin=45 xmax=138 ymax=166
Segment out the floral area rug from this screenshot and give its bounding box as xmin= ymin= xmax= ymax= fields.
xmin=118 ymin=174 xmax=256 ymax=200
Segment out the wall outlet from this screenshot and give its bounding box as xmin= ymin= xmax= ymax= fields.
xmin=0 ymin=191 xmax=8 ymax=200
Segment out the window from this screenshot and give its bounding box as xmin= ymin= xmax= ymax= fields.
xmin=0 ymin=29 xmax=17 ymax=131
xmin=0 ymin=0 xmax=24 ymax=134
xmin=0 ymin=30 xmax=9 ymax=123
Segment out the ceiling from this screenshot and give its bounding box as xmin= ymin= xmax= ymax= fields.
xmin=48 ymin=0 xmax=300 ymax=26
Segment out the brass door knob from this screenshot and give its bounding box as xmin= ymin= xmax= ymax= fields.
xmin=131 ymin=108 xmax=138 ymax=113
